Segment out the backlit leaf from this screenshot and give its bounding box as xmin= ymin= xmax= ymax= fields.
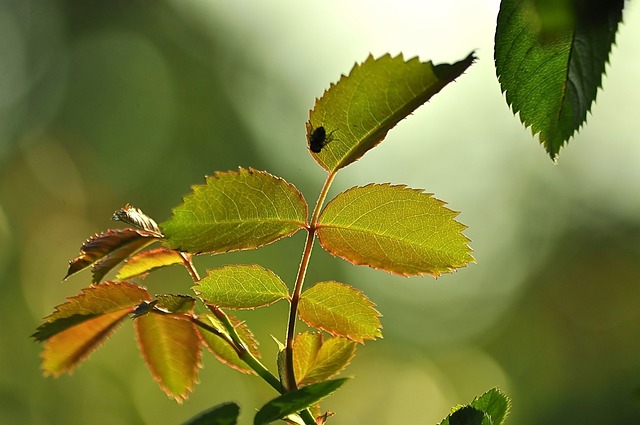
xmin=112 ymin=203 xmax=162 ymax=234
xmin=254 ymin=378 xmax=349 ymax=425
xmin=438 ymin=387 xmax=510 ymax=425
xmin=495 ymin=0 xmax=624 ymax=159
xmin=155 ymin=294 xmax=196 ymax=314
xmin=116 ymin=248 xmax=184 ymax=280
xmin=65 ymin=228 xmax=161 ymax=283
xmin=195 ymin=264 xmax=289 ymax=309
xmin=317 ymin=184 xmax=473 ymax=276
xmin=307 ymin=53 xmax=474 ymax=172
xmin=135 ymin=312 xmax=202 ymax=402
xmin=199 ymin=314 xmax=260 ymax=374
xmin=298 ymin=282 xmax=382 ymax=343
xmin=183 ymin=402 xmax=240 ymax=425
xmin=162 ymin=168 xmax=307 ymax=254
xmin=293 ymin=332 xmax=356 ymax=387
xmin=35 ymin=282 xmax=150 ymax=376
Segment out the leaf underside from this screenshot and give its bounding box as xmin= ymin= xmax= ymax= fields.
xmin=161 ymin=168 xmax=308 ymax=254
xmin=317 ymin=184 xmax=473 ymax=276
xmin=298 ymin=281 xmax=382 ymax=343
xmin=495 ymin=0 xmax=624 ymax=159
xmin=116 ymin=248 xmax=184 ymax=280
xmin=307 ymin=52 xmax=475 ymax=172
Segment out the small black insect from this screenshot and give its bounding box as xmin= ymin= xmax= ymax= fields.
xmin=307 ymin=125 xmax=337 ymax=153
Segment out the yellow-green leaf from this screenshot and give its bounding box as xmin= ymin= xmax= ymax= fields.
xmin=195 ymin=264 xmax=290 ymax=309
xmin=161 ymin=168 xmax=308 ymax=254
xmin=135 ymin=312 xmax=202 ymax=402
xmin=307 ymin=53 xmax=474 ymax=172
xmin=317 ymin=184 xmax=473 ymax=276
xmin=298 ymin=281 xmax=382 ymax=343
xmin=198 ymin=314 xmax=260 ymax=375
xmin=116 ymin=248 xmax=183 ymax=280
xmin=35 ymin=282 xmax=151 ymax=376
xmin=293 ymin=332 xmax=356 ymax=387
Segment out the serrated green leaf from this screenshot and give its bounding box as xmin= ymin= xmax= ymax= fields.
xmin=116 ymin=248 xmax=184 ymax=280
xmin=198 ymin=314 xmax=260 ymax=374
xmin=294 ymin=333 xmax=356 ymax=387
xmin=161 ymin=168 xmax=307 ymax=254
xmin=135 ymin=312 xmax=202 ymax=402
xmin=65 ymin=228 xmax=161 ymax=283
xmin=195 ymin=264 xmax=290 ymax=309
xmin=317 ymin=184 xmax=473 ymax=276
xmin=448 ymin=406 xmax=491 ymax=425
xmin=254 ymin=378 xmax=349 ymax=425
xmin=307 ymin=53 xmax=474 ymax=172
xmin=470 ymin=388 xmax=510 ymax=425
xmin=495 ymin=0 xmax=624 ymax=159
xmin=298 ymin=282 xmax=382 ymax=343
xmin=34 ymin=282 xmax=150 ymax=376
xmin=182 ymin=402 xmax=240 ymax=425
xmin=155 ymin=294 xmax=196 ymax=314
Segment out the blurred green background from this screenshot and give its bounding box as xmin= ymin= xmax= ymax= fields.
xmin=2 ymin=0 xmax=640 ymax=424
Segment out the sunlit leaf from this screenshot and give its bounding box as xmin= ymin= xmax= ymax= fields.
xmin=112 ymin=203 xmax=162 ymax=235
xmin=198 ymin=314 xmax=260 ymax=374
xmin=135 ymin=312 xmax=202 ymax=402
xmin=293 ymin=332 xmax=356 ymax=387
xmin=34 ymin=282 xmax=150 ymax=376
xmin=116 ymin=248 xmax=184 ymax=280
xmin=438 ymin=387 xmax=511 ymax=425
xmin=162 ymin=168 xmax=308 ymax=254
xmin=495 ymin=0 xmax=624 ymax=159
xmin=183 ymin=402 xmax=240 ymax=425
xmin=307 ymin=53 xmax=474 ymax=172
xmin=298 ymin=282 xmax=382 ymax=343
xmin=195 ymin=265 xmax=289 ymax=309
xmin=65 ymin=228 xmax=161 ymax=283
xmin=254 ymin=378 xmax=349 ymax=425
xmin=317 ymin=184 xmax=473 ymax=276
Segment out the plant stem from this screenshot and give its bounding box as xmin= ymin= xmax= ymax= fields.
xmin=284 ymin=171 xmax=337 ymax=391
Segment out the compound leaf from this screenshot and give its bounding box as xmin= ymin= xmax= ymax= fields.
xmin=254 ymin=378 xmax=349 ymax=425
xmin=317 ymin=184 xmax=473 ymax=276
xmin=195 ymin=264 xmax=289 ymax=309
xmin=34 ymin=282 xmax=150 ymax=376
xmin=162 ymin=168 xmax=307 ymax=254
xmin=307 ymin=53 xmax=474 ymax=172
xmin=298 ymin=281 xmax=382 ymax=343
xmin=116 ymin=248 xmax=184 ymax=280
xmin=293 ymin=332 xmax=356 ymax=387
xmin=135 ymin=311 xmax=202 ymax=402
xmin=495 ymin=0 xmax=625 ymax=159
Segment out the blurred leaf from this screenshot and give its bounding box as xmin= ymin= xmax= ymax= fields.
xmin=254 ymin=378 xmax=349 ymax=425
xmin=182 ymin=402 xmax=240 ymax=425
xmin=293 ymin=332 xmax=356 ymax=387
xmin=495 ymin=0 xmax=624 ymax=159
xmin=135 ymin=312 xmax=202 ymax=402
xmin=35 ymin=282 xmax=150 ymax=376
xmin=438 ymin=388 xmax=510 ymax=425
xmin=195 ymin=264 xmax=289 ymax=309
xmin=112 ymin=203 xmax=162 ymax=235
xmin=116 ymin=248 xmax=184 ymax=280
xmin=298 ymin=281 xmax=382 ymax=343
xmin=199 ymin=314 xmax=260 ymax=374
xmin=162 ymin=168 xmax=307 ymax=254
xmin=65 ymin=228 xmax=161 ymax=283
xmin=317 ymin=184 xmax=473 ymax=276
xmin=307 ymin=53 xmax=474 ymax=172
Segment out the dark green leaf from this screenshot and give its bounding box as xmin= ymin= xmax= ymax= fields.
xmin=182 ymin=402 xmax=240 ymax=425
xmin=254 ymin=378 xmax=349 ymax=425
xmin=470 ymin=388 xmax=510 ymax=425
xmin=495 ymin=0 xmax=624 ymax=159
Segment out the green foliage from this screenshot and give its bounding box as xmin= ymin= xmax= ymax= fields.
xmin=495 ymin=0 xmax=624 ymax=159
xmin=34 ymin=52 xmax=491 ymax=424
xmin=438 ymin=388 xmax=510 ymax=425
